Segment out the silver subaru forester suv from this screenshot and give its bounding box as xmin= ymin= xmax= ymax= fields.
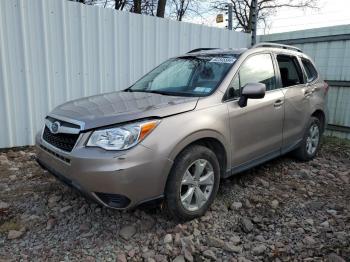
xmin=36 ymin=43 xmax=328 ymax=220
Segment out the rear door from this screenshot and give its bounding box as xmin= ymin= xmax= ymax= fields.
xmin=274 ymin=54 xmax=310 ymax=152
xmin=225 ymin=53 xmax=284 ymax=168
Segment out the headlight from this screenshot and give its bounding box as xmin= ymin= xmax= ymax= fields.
xmin=87 ymin=120 xmax=160 ymax=150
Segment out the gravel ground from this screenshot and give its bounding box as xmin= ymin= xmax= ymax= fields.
xmin=0 ymin=137 xmax=349 ymax=262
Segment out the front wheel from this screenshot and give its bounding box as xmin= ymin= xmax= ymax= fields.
xmin=165 ymin=145 xmax=220 ymax=221
xmin=293 ymin=117 xmax=322 ymax=161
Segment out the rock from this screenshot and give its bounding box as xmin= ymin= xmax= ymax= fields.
xmin=238 ymin=257 xmax=253 ymax=262
xmin=119 ymin=225 xmax=137 ymax=240
xmin=305 ymin=218 xmax=314 ymax=225
xmin=116 ymin=253 xmax=127 ymax=262
xmin=203 ymin=250 xmax=216 ymax=260
xmin=180 ymin=237 xmax=195 ymax=253
xmin=320 ymin=220 xmax=330 ymax=228
xmin=0 ymin=201 xmax=9 ymax=210
xmin=230 ymin=202 xmax=243 ymax=210
xmin=128 ymin=249 xmax=136 ymax=258
xmin=79 ymin=223 xmax=90 ymax=233
xmin=46 ymin=218 xmax=56 ymax=230
xmin=339 ymin=174 xmax=349 ymax=184
xmin=78 ymin=206 xmax=87 ymax=215
xmin=327 ymin=209 xmax=337 ymax=216
xmin=207 ymin=236 xmax=224 ymax=248
xmin=60 ymin=205 xmax=72 ymax=213
xmin=223 ymin=242 xmax=243 ymax=253
xmin=258 ymin=178 xmax=269 ymax=187
xmin=252 ymin=244 xmax=267 ymax=255
xmin=295 ymin=169 xmax=310 ymax=179
xmin=255 ymin=235 xmax=265 ymax=242
xmin=8 ymin=230 xmax=24 ymax=240
xmin=327 ymin=253 xmax=346 ymax=262
xmin=48 ymin=195 xmax=62 ymax=205
xmin=230 ymin=235 xmax=241 ymax=245
xmin=334 ymin=231 xmax=347 ymax=242
xmin=303 ymin=236 xmax=316 ymax=245
xmin=183 ymin=248 xmax=193 ymax=262
xmin=164 ymin=234 xmax=173 ymax=244
xmin=193 ymin=228 xmax=200 ymax=236
xmin=85 ymin=256 xmax=95 ymax=262
xmin=173 ymin=255 xmax=185 ymax=262
xmin=241 ymin=218 xmax=254 ymax=232
xmin=154 ymin=254 xmax=167 ymax=262
xmin=307 ymin=201 xmax=325 ymax=211
xmin=271 ymin=200 xmax=279 ymax=209
xmin=142 ymin=250 xmax=155 ymax=259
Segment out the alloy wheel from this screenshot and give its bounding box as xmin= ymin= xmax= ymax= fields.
xmin=180 ymin=159 xmax=214 ymax=211
xmin=306 ymin=123 xmax=320 ymax=155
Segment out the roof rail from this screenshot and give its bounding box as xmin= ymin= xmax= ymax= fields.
xmin=253 ymin=42 xmax=302 ymax=53
xmin=187 ymin=48 xmax=219 ymax=53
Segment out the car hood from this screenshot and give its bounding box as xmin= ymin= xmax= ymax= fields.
xmin=49 ymin=91 xmax=199 ymax=130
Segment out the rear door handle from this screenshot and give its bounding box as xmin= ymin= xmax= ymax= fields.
xmin=274 ymin=99 xmax=284 ymax=107
xmin=304 ymin=89 xmax=314 ymax=97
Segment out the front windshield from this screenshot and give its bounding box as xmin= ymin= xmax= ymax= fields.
xmin=129 ymin=55 xmax=237 ymax=96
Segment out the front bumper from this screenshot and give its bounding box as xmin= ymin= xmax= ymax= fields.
xmin=35 ymin=132 xmax=173 ymax=209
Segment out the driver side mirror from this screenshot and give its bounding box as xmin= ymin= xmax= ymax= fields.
xmin=238 ymin=83 xmax=266 ymax=108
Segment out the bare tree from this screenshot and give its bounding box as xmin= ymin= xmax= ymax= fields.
xmin=214 ymin=0 xmax=319 ymax=32
xmin=167 ymin=0 xmax=206 ymax=21
xmin=156 ymin=0 xmax=167 ymax=17
xmin=114 ymin=0 xmax=129 ymax=10
xmin=132 ymin=0 xmax=142 ymax=13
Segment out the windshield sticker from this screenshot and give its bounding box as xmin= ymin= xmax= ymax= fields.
xmin=209 ymin=57 xmax=236 ymax=64
xmin=194 ymin=87 xmax=212 ymax=93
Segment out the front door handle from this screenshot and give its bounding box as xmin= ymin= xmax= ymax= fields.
xmin=274 ymin=99 xmax=284 ymax=107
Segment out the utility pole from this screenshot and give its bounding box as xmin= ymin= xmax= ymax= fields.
xmin=227 ymin=3 xmax=233 ymax=30
xmin=251 ymin=0 xmax=258 ymax=46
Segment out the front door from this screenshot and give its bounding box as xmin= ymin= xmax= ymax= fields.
xmin=226 ymin=53 xmax=284 ymax=169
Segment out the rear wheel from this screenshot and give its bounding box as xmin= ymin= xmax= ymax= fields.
xmin=293 ymin=117 xmax=322 ymax=161
xmin=165 ymin=145 xmax=220 ymax=221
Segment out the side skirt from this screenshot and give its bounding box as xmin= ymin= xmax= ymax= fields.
xmin=224 ymin=139 xmax=302 ymax=179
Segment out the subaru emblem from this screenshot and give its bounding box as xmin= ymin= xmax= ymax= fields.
xmin=50 ymin=121 xmax=60 ymax=134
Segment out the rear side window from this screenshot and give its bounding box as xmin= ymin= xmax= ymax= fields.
xmin=301 ymin=58 xmax=318 ymax=82
xmin=277 ymin=55 xmax=304 ymax=87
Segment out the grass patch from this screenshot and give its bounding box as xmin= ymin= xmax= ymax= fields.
xmin=0 ymin=220 xmax=22 ymax=233
xmin=323 ymin=135 xmax=350 ymax=147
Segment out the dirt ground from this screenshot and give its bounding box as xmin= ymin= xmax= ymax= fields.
xmin=0 ymin=137 xmax=349 ymax=262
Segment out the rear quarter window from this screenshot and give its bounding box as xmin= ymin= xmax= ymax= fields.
xmin=301 ymin=58 xmax=318 ymax=82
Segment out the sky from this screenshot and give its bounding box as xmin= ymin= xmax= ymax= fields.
xmin=183 ymin=0 xmax=350 ymax=34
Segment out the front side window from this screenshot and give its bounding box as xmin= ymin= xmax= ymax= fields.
xmin=130 ymin=55 xmax=237 ymax=97
xmin=277 ymin=55 xmax=304 ymax=87
xmin=301 ymin=58 xmax=318 ymax=82
xmin=226 ymin=53 xmax=276 ymax=100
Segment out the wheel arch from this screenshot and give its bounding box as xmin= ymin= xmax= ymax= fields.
xmin=168 ymin=131 xmax=230 ymax=178
xmin=311 ymin=109 xmax=326 ymax=132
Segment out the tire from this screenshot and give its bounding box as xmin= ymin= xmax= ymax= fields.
xmin=165 ymin=145 xmax=220 ymax=221
xmin=292 ymin=116 xmax=322 ymax=161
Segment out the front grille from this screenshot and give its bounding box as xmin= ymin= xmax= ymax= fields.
xmin=42 ymin=126 xmax=79 ymax=152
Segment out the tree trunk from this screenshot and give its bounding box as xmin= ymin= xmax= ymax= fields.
xmin=156 ymin=0 xmax=167 ymax=17
xmin=133 ymin=0 xmax=141 ymax=13
xmin=115 ymin=0 xmax=126 ymax=10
